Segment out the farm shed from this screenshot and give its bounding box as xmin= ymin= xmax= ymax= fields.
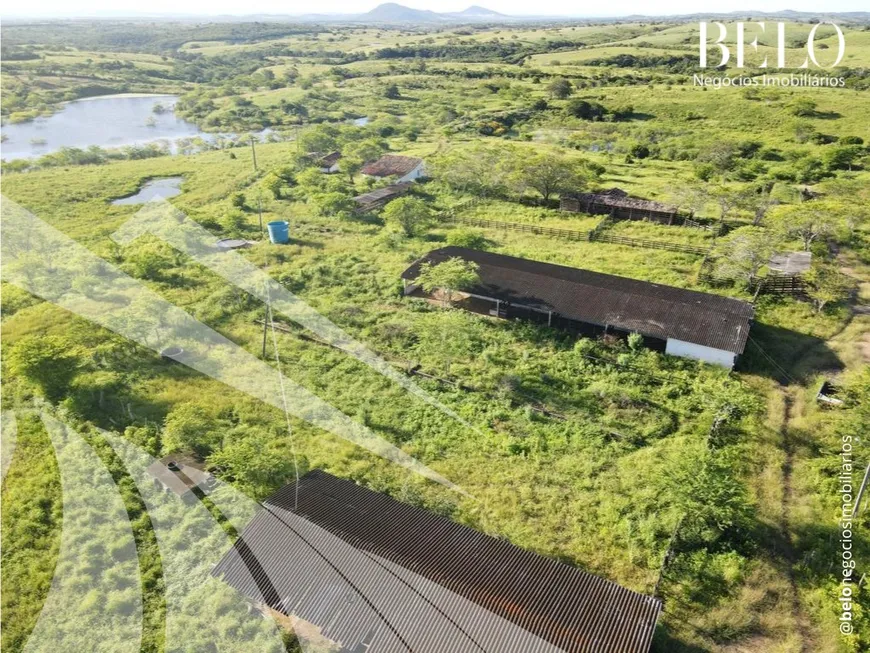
xmin=317 ymin=151 xmax=342 ymax=174
xmin=213 ymin=470 xmax=662 ymax=653
xmin=402 ymin=247 xmax=754 ymax=369
xmin=361 ymin=154 xmax=425 ymax=182
xmin=352 ymin=182 xmax=412 ymax=212
xmin=561 ymin=188 xmax=687 ymax=225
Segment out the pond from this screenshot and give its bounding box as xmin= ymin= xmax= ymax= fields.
xmin=111 ymin=177 xmax=184 ymax=205
xmin=1 ymin=94 xmax=203 ymax=160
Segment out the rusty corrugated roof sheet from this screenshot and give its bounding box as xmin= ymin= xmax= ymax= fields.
xmin=563 ymin=192 xmax=677 ymax=213
xmin=213 ymin=470 xmax=662 ymax=653
xmin=402 ymin=247 xmax=753 ymax=354
xmin=353 ymin=182 xmax=412 ymax=208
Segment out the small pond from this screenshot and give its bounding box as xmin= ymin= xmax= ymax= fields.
xmin=112 ymin=177 xmax=183 ymax=205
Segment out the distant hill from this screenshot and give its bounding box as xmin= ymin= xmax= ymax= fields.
xmin=454 ymin=5 xmax=507 ymax=18
xmin=357 ymin=3 xmax=510 ymax=23
xmin=359 ymin=3 xmax=443 ymax=23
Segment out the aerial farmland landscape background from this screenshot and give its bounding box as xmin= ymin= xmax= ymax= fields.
xmin=1 ymin=2 xmax=868 ymax=652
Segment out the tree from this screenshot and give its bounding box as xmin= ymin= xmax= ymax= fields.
xmin=297 ymin=125 xmax=339 ymax=155
xmin=295 ymin=167 xmax=325 ymax=193
xmin=713 ymin=226 xmax=781 ymax=285
xmin=706 ymin=184 xmax=741 ymax=223
xmin=546 ymin=78 xmax=572 ymax=99
xmin=628 ymin=143 xmax=650 ymax=159
xmin=518 ymin=152 xmax=589 ymax=202
xmin=697 ymin=142 xmax=739 ymax=177
xmin=125 ymin=241 xmax=176 ymax=280
xmin=263 ymin=172 xmax=283 ymax=199
xmin=804 ymin=263 xmax=853 ymax=313
xmin=342 ymin=139 xmax=384 ymax=182
xmin=414 ymin=257 xmax=480 ymax=306
xmin=790 ymin=97 xmax=817 ymax=117
xmin=565 ymin=98 xmax=607 ymax=120
xmin=384 ymin=84 xmax=400 ymax=99
xmin=312 ymin=192 xmax=355 ymax=219
xmin=7 ymin=334 xmax=85 ymax=401
xmin=207 ymin=430 xmax=303 ymax=500
xmin=823 ymin=145 xmax=863 ymax=172
xmin=162 ymin=403 xmax=222 ymax=455
xmin=773 ymin=202 xmax=842 ymax=251
xmin=446 ymin=229 xmax=487 ymax=250
xmin=382 ymin=197 xmax=432 ymax=237
xmin=430 ymin=142 xmax=515 ymax=198
xmin=220 ymin=209 xmax=248 ymax=237
xmin=231 ymin=192 xmax=247 ymax=210
xmin=734 ymin=184 xmax=777 ymax=226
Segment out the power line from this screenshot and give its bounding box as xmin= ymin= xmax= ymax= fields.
xmin=264 ymin=277 xmax=301 ymax=510
xmin=747 ymin=335 xmax=797 ymax=385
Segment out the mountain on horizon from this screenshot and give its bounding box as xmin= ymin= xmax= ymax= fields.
xmin=456 ymin=5 xmax=507 ymax=17
xmin=360 ymin=3 xmax=443 ymax=22
xmin=358 ymin=3 xmax=509 ymax=22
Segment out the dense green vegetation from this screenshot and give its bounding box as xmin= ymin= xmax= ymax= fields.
xmin=2 ymin=15 xmax=869 ymax=653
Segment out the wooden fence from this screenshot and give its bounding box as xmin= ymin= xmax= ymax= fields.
xmin=750 ymin=275 xmax=807 ymax=296
xmin=440 ymin=214 xmax=592 ymax=241
xmin=441 ymin=214 xmax=711 ymax=255
xmin=590 ymin=233 xmax=709 ymax=255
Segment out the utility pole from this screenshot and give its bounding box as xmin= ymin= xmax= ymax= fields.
xmin=262 ymin=279 xmax=269 ymax=359
xmin=250 ymin=135 xmax=258 ymax=171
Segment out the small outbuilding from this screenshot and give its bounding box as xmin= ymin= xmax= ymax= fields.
xmin=561 ymin=187 xmax=687 ymax=225
xmin=352 ymin=182 xmax=412 ymax=212
xmin=361 ymin=154 xmax=425 ymax=183
xmin=402 ymin=247 xmax=754 ymax=369
xmin=317 ymin=151 xmax=342 ymax=174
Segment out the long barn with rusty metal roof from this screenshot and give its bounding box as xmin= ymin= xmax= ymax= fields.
xmin=213 ymin=470 xmax=661 ymax=653
xmin=402 ymin=247 xmax=753 ymax=368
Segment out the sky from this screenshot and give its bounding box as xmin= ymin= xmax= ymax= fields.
xmin=7 ymin=0 xmax=869 ymax=18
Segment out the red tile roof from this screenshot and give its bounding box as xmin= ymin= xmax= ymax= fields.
xmin=361 ymin=154 xmax=422 ymax=178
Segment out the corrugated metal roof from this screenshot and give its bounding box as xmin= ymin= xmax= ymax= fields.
xmin=213 ymin=470 xmax=662 ymax=653
xmin=402 ymin=247 xmax=753 ymax=354
xmin=353 ymin=183 xmax=412 ymax=208
xmin=563 ymin=192 xmax=677 ymax=213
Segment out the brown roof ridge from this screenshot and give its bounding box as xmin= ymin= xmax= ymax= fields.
xmin=416 ymin=247 xmax=753 ymax=315
xmin=402 ymin=247 xmax=754 ymax=353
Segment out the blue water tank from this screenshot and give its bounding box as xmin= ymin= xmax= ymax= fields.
xmin=267 ymin=220 xmax=289 ymax=244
